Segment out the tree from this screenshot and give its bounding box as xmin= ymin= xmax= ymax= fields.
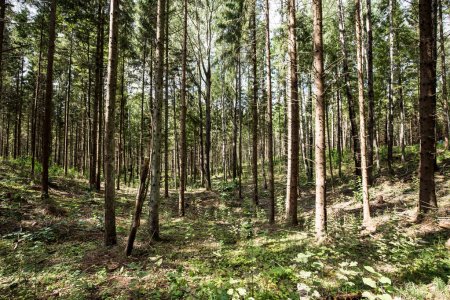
xmin=313 ymin=0 xmax=326 ymax=241
xmin=285 ymin=0 xmax=299 ymax=226
xmin=387 ymin=0 xmax=395 ymax=174
xmin=264 ymin=0 xmax=274 ymax=224
xmin=41 ymin=0 xmax=57 ymax=199
xmin=148 ymin=0 xmax=166 ymax=240
xmin=103 ymin=0 xmax=120 ymax=246
xmin=366 ymin=0 xmax=375 ymax=184
xmin=355 ymin=0 xmax=371 ymax=228
xmin=179 ymin=0 xmax=187 ymax=217
xmin=418 ymin=0 xmax=437 ymax=216
xmin=439 ymin=0 xmax=449 ymax=150
xmin=250 ymin=0 xmax=258 ymax=207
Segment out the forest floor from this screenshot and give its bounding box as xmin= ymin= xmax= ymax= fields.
xmin=1 ymin=147 xmax=450 ymax=299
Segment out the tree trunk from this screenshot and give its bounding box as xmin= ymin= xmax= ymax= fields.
xmin=103 ymin=0 xmax=120 ymax=247
xmin=418 ymin=0 xmax=437 ymax=215
xmin=179 ymin=0 xmax=188 ymax=217
xmin=366 ymin=0 xmax=375 ymax=184
xmin=285 ymin=0 xmax=299 ymax=226
xmin=148 ymin=0 xmax=166 ymax=239
xmin=439 ymin=0 xmax=449 ymax=150
xmin=164 ymin=0 xmax=170 ymax=197
xmin=126 ymin=158 xmax=150 ymax=256
xmin=387 ymin=0 xmax=395 ymax=174
xmin=355 ymin=0 xmax=372 ymax=227
xmin=64 ymin=32 xmax=74 ymax=176
xmin=96 ymin=1 xmax=105 ymax=192
xmin=265 ymin=0 xmax=275 ymax=224
xmin=250 ymin=0 xmax=258 ymax=206
xmin=313 ymin=0 xmax=327 ymax=240
xmin=41 ymin=0 xmax=57 ymax=198
xmin=338 ymin=0 xmax=361 ymax=176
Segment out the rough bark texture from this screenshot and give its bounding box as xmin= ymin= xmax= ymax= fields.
xmin=285 ymin=0 xmax=299 ymax=226
xmin=103 ymin=0 xmax=120 ymax=247
xmin=418 ymin=0 xmax=437 ymax=214
xmin=355 ymin=0 xmax=372 ymax=227
xmin=313 ymin=0 xmax=327 ymax=240
xmin=41 ymin=0 xmax=57 ymax=198
xmin=148 ymin=0 xmax=166 ymax=239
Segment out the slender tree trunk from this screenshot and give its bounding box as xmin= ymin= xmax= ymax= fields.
xmin=265 ymin=0 xmax=275 ymax=224
xmin=140 ymin=39 xmax=147 ymax=186
xmin=366 ymin=0 xmax=375 ymax=184
xmin=164 ymin=0 xmax=170 ymax=197
xmin=285 ymin=0 xmax=299 ymax=225
xmin=418 ymin=0 xmax=437 ymax=215
xmin=313 ymin=0 xmax=327 ymax=240
xmin=355 ymin=0 xmax=372 ymax=227
xmin=64 ymin=33 xmax=74 ymax=176
xmin=96 ymin=2 xmax=105 ymax=192
xmin=41 ymin=0 xmax=57 ymax=198
xmin=338 ymin=0 xmax=361 ymax=176
xmin=398 ymin=65 xmax=406 ymax=162
xmin=103 ymin=0 xmax=120 ymax=247
xmin=336 ymin=72 xmax=343 ymax=178
xmin=387 ymin=0 xmax=395 ymax=174
xmin=439 ymin=0 xmax=449 ymax=150
xmin=148 ymin=0 xmax=166 ymax=239
xmin=117 ymin=55 xmax=126 ymax=190
xmin=179 ymin=0 xmax=188 ymax=217
xmin=250 ymin=0 xmax=259 ymax=206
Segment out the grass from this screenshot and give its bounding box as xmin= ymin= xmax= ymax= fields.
xmin=0 ymin=147 xmax=449 ymax=299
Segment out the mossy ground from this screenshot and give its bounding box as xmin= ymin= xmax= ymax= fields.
xmin=0 ymin=147 xmax=449 ymax=299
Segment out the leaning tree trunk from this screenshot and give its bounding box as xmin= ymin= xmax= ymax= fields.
xmin=148 ymin=0 xmax=166 ymax=240
xmin=418 ymin=0 xmax=437 ymax=215
xmin=285 ymin=0 xmax=299 ymax=226
xmin=355 ymin=0 xmax=372 ymax=228
xmin=103 ymin=0 xmax=119 ymax=247
xmin=313 ymin=0 xmax=327 ymax=241
xmin=41 ymin=0 xmax=57 ymax=198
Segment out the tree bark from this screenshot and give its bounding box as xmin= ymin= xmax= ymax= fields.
xmin=387 ymin=0 xmax=395 ymax=174
xmin=250 ymin=0 xmax=258 ymax=206
xmin=179 ymin=0 xmax=188 ymax=217
xmin=103 ymin=0 xmax=120 ymax=247
xmin=64 ymin=32 xmax=74 ymax=176
xmin=418 ymin=0 xmax=437 ymax=215
xmin=285 ymin=0 xmax=299 ymax=226
xmin=439 ymin=0 xmax=449 ymax=150
xmin=355 ymin=0 xmax=372 ymax=227
xmin=313 ymin=0 xmax=327 ymax=240
xmin=148 ymin=0 xmax=166 ymax=239
xmin=41 ymin=0 xmax=57 ymax=198
xmin=366 ymin=0 xmax=375 ymax=184
xmin=265 ymin=0 xmax=275 ymax=224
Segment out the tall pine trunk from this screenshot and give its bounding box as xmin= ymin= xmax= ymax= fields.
xmin=103 ymin=0 xmax=120 ymax=246
xmin=418 ymin=0 xmax=437 ymax=215
xmin=41 ymin=0 xmax=57 ymax=198
xmin=250 ymin=0 xmax=258 ymax=206
xmin=148 ymin=0 xmax=166 ymax=239
xmin=285 ymin=0 xmax=299 ymax=226
xmin=313 ymin=0 xmax=327 ymax=240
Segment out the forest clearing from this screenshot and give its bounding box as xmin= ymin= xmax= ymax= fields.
xmin=1 ymin=0 xmax=450 ymax=299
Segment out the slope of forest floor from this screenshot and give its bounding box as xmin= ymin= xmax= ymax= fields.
xmin=1 ymin=147 xmax=450 ymax=299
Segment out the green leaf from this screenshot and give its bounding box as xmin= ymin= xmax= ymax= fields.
xmin=362 ymin=291 xmax=376 ymax=300
xmin=377 ymin=294 xmax=393 ymax=300
xmin=362 ymin=277 xmax=377 ymax=289
xmin=379 ymin=276 xmax=392 ymax=285
xmin=364 ymin=266 xmax=377 ymax=273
